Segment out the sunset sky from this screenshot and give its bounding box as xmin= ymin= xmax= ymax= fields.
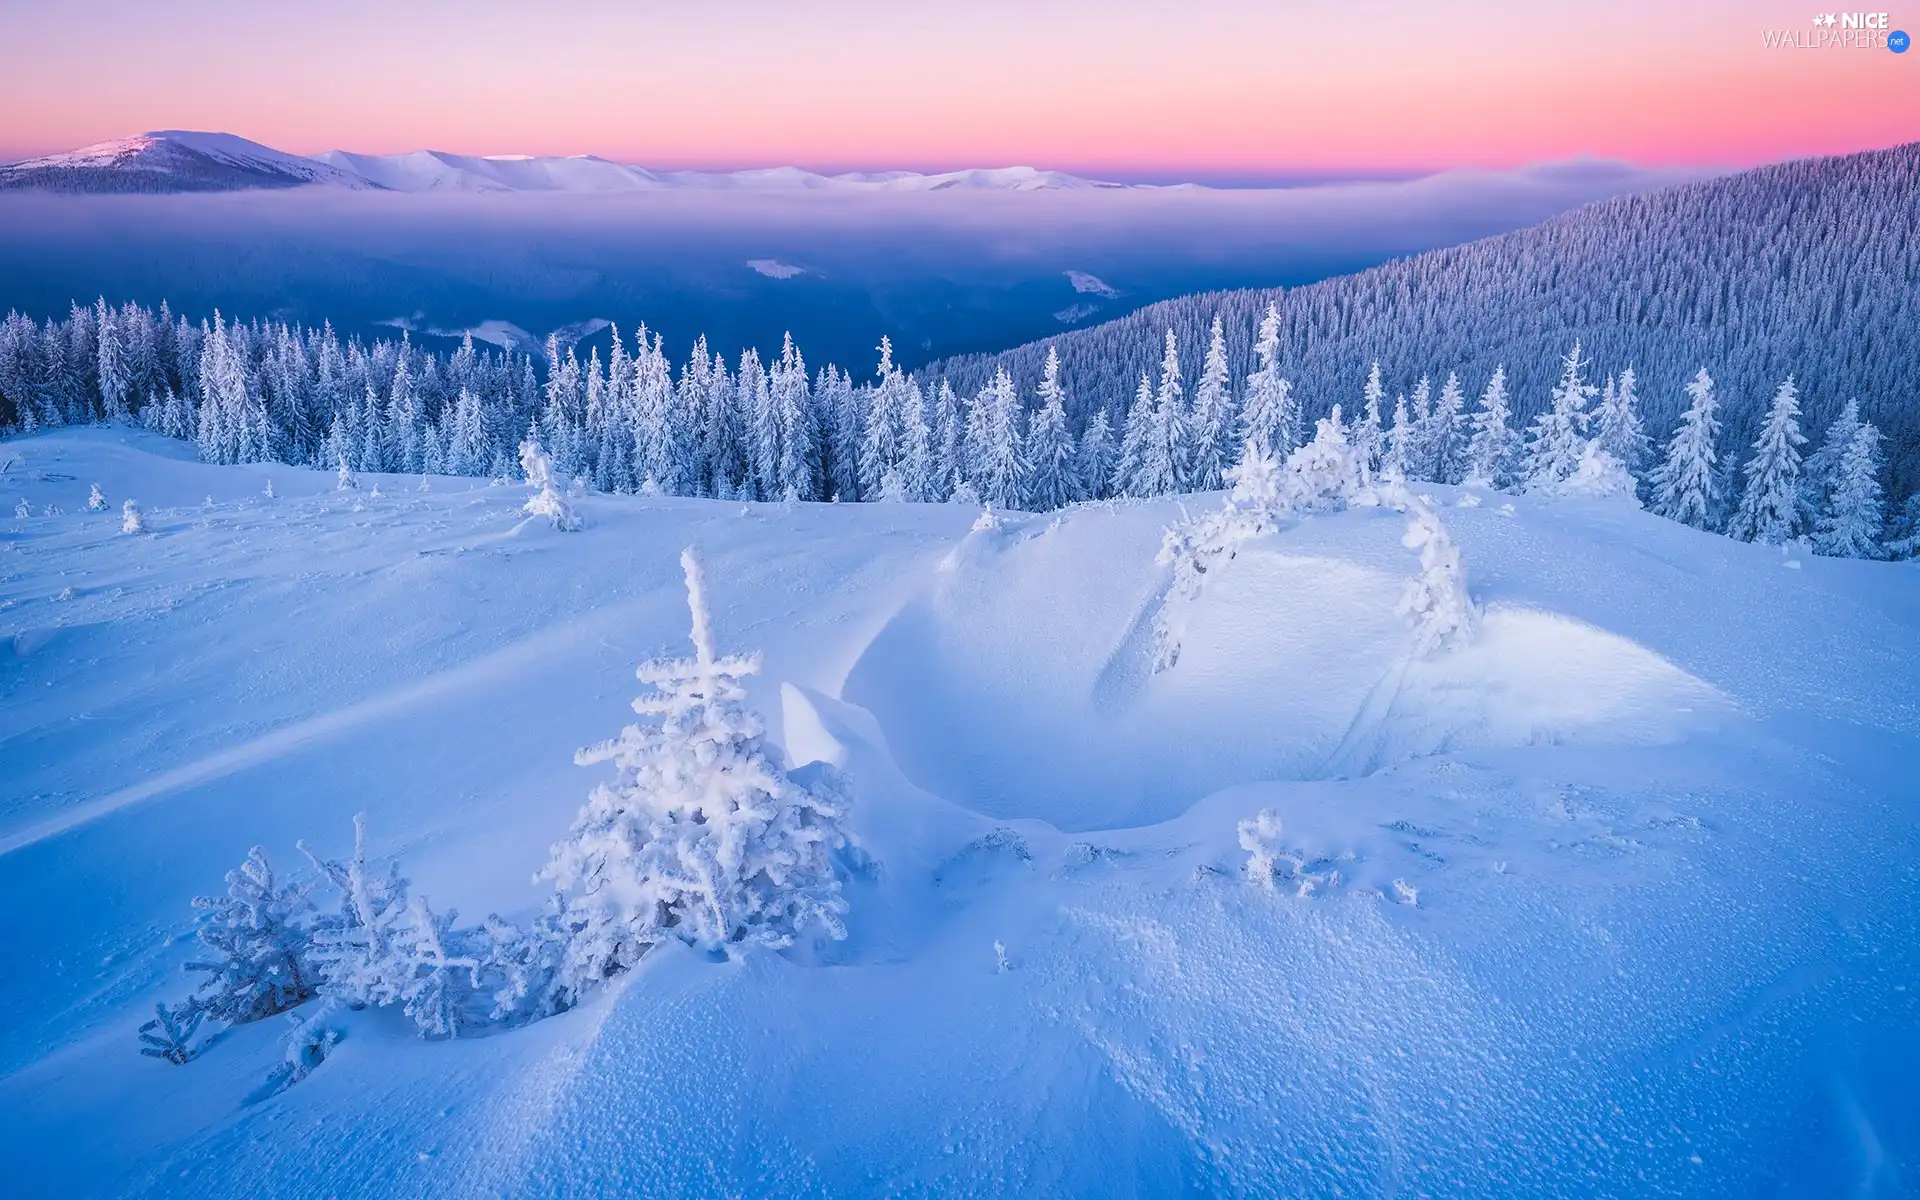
xmin=3 ymin=0 xmax=1916 ymax=174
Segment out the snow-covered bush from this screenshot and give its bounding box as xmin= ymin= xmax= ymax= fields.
xmin=1382 ymin=482 xmax=1476 ymax=656
xmin=539 ymin=548 xmax=852 ymax=992
xmin=120 ymin=498 xmax=145 ymax=534
xmin=520 ymin=437 xmax=581 ymax=531
xmin=1537 ymin=443 xmax=1640 ymax=502
xmin=14 ymin=497 xmax=29 ymax=519
xmin=1281 ymin=406 xmax=1363 ymax=511
xmin=1237 ymin=810 xmax=1286 ymax=888
xmin=186 ymin=847 xmax=318 ymax=1024
xmin=87 ymin=483 xmax=107 ymax=511
xmin=1154 ymin=439 xmax=1289 ymax=670
xmin=971 ymin=503 xmax=1002 ymax=532
xmin=335 ymin=459 xmax=357 ymax=491
xmin=138 ymin=1001 xmax=203 ymax=1065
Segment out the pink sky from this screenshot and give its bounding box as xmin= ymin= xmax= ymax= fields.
xmin=2 ymin=0 xmax=1916 ymax=171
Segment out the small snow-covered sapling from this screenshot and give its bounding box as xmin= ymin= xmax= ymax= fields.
xmin=87 ymin=483 xmax=107 ymax=511
xmin=121 ymin=499 xmax=145 ymax=534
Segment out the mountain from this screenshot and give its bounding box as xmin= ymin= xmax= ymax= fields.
xmin=926 ymin=141 xmax=1920 ymax=496
xmin=0 ymin=131 xmax=369 ymax=193
xmin=3 ymin=131 xmax=1132 ymax=194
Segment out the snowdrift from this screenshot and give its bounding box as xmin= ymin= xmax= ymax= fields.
xmin=2 ymin=430 xmax=1916 ymax=1198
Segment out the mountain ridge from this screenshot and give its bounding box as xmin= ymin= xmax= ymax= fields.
xmin=1 ymin=130 xmax=1143 ymax=195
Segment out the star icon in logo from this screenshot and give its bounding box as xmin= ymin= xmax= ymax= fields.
xmin=1812 ymin=12 xmax=1837 ymax=24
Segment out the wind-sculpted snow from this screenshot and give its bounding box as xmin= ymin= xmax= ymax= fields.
xmin=1 ymin=429 xmax=1916 ymax=1197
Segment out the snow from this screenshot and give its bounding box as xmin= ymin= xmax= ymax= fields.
xmin=747 ymin=258 xmax=807 ymax=279
xmin=2 ymin=426 xmax=1918 ymax=1195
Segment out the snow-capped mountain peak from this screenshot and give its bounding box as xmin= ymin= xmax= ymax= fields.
xmin=1 ymin=131 xmax=1138 ymax=194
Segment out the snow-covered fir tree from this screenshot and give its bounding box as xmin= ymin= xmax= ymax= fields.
xmin=1594 ymin=366 xmax=1651 ymax=478
xmin=1812 ymin=419 xmax=1886 ymax=559
xmin=1352 ymin=363 xmax=1386 ymax=486
xmin=1283 ymin=405 xmax=1362 ymax=511
xmin=540 ymin=548 xmax=851 ymax=990
xmin=185 ymin=847 xmax=317 ymax=1025
xmin=1187 ymin=315 xmax=1235 ymax=492
xmin=1074 ymin=407 xmax=1115 ymax=503
xmin=1464 ymin=365 xmax=1519 ymax=489
xmin=87 ymin=482 xmax=106 ymax=511
xmin=968 ymin=368 xmax=1026 ymax=509
xmin=1727 ymin=377 xmax=1808 ymax=544
xmin=1887 ymin=492 xmax=1920 ymax=560
xmin=1803 ymin=397 xmax=1863 ymax=519
xmin=1024 ymin=347 xmax=1076 ymax=511
xmin=1132 ymin=330 xmax=1190 ymax=497
xmin=1523 ymin=341 xmax=1597 ymax=493
xmin=121 ymin=498 xmax=144 ymax=534
xmin=1238 ymin=302 xmax=1299 ymax=459
xmin=520 ymin=435 xmax=581 ymax=531
xmin=1111 ymin=373 xmax=1154 ymax=498
xmin=1423 ymin=371 xmax=1467 ymax=484
xmin=1649 ymin=368 xmax=1722 ymax=529
xmin=1382 ymin=393 xmax=1414 ymax=481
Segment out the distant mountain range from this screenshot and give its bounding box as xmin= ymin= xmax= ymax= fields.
xmin=0 ymin=130 xmax=1139 ymax=195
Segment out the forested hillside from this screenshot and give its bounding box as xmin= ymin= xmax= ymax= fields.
xmin=929 ymin=142 xmax=1920 ymax=496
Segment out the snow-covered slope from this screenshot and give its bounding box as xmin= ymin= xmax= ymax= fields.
xmin=2 ymin=429 xmax=1917 ymax=1196
xmin=0 ymin=132 xmax=370 ymax=193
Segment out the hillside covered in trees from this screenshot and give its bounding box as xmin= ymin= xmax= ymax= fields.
xmin=929 ymin=141 xmax=1920 ymax=497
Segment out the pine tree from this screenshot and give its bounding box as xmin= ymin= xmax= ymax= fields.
xmin=185 ymin=847 xmax=317 ymax=1025
xmin=1239 ymin=302 xmax=1299 ymax=459
xmin=1523 ymin=341 xmax=1597 ymax=492
xmin=1403 ymin=376 xmax=1433 ymax=479
xmin=1812 ymin=420 xmax=1886 ymax=559
xmin=540 ymin=548 xmax=851 ymax=990
xmin=1282 ymin=405 xmax=1362 ymax=510
xmin=1727 ymin=377 xmax=1808 ymax=544
xmin=87 ymin=483 xmax=107 ymax=512
xmin=299 ymin=815 xmax=418 ymax=1014
xmin=1024 ymin=348 xmax=1075 ymax=510
xmin=1187 ymin=315 xmax=1234 ymax=491
xmin=1464 ymin=365 xmax=1520 ymax=489
xmin=121 ymin=498 xmax=145 ymax=534
xmin=1594 ymin=366 xmax=1651 ymax=479
xmin=858 ymin=338 xmax=906 ymax=499
xmin=1649 ymin=369 xmax=1723 ymax=529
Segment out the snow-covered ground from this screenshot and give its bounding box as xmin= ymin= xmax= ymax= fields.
xmin=2 ymin=428 xmax=1916 ymax=1197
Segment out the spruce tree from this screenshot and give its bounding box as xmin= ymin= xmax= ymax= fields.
xmin=1523 ymin=340 xmax=1597 ymax=492
xmin=540 ymin=548 xmax=850 ymax=990
xmin=1074 ymin=407 xmax=1115 ymax=502
xmin=1353 ymin=362 xmax=1386 ymax=485
xmin=1025 ymin=348 xmax=1075 ymax=510
xmin=1112 ymin=373 xmax=1154 ymax=498
xmin=1239 ymin=302 xmax=1298 ymax=458
xmin=1648 ymin=368 xmax=1723 ymax=529
xmin=1812 ymin=420 xmax=1886 ymax=558
xmin=1464 ymin=365 xmax=1519 ymax=489
xmin=1187 ymin=316 xmax=1234 ymax=491
xmin=970 ymin=368 xmax=1026 ymax=509
xmin=1594 ymin=366 xmax=1651 ymax=479
xmin=1134 ymin=330 xmax=1189 ymax=496
xmin=1426 ymin=371 xmax=1467 ymax=484
xmin=1727 ymin=377 xmax=1808 ymax=544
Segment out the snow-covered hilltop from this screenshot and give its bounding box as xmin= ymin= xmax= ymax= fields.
xmin=0 ymin=131 xmax=1131 ymax=194
xmin=0 ymin=131 xmax=371 ymax=193
xmin=1 ymin=427 xmax=1916 ymax=1194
